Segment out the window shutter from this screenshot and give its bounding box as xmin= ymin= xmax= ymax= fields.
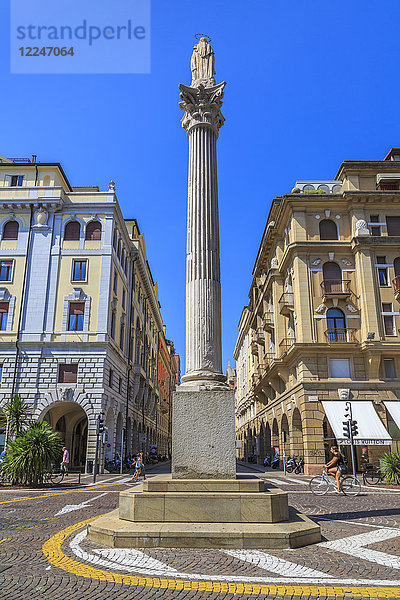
xmin=386 ymin=217 xmax=400 ymax=236
xmin=85 ymin=221 xmax=102 ymax=241
xmin=64 ymin=221 xmax=80 ymax=241
xmin=58 ymin=363 xmax=78 ymax=383
xmin=3 ymin=221 xmax=19 ymax=240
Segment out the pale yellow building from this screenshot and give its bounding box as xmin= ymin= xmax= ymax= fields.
xmin=0 ymin=155 xmax=175 ymax=471
xmin=234 ymin=148 xmax=400 ymax=474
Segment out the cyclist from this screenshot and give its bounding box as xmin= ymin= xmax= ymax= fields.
xmin=325 ymin=446 xmax=347 ymax=493
xmin=132 ymin=454 xmax=145 ymax=482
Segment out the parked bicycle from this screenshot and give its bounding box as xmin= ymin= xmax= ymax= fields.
xmin=43 ymin=465 xmax=64 ymax=485
xmin=362 ymin=465 xmax=384 ymax=486
xmin=309 ymin=467 xmax=361 ymax=496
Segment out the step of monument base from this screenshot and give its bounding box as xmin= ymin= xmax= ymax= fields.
xmin=88 ymin=508 xmax=321 ymax=549
xmin=119 ymin=489 xmax=289 ymax=523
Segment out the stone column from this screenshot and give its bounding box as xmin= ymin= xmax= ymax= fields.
xmin=172 ymin=44 xmax=236 ymax=479
xmin=179 ymin=81 xmax=227 ymax=389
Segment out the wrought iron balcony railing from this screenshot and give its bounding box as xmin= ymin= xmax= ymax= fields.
xmin=321 ymin=279 xmax=351 ymax=296
xmin=393 ymin=276 xmax=400 ymax=296
xmin=262 ymin=311 xmax=274 ymax=331
xmin=279 ymin=337 xmax=296 ymax=356
xmin=324 ymin=328 xmax=358 ymax=343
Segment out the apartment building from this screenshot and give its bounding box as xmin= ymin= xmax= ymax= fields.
xmin=0 ymin=155 xmax=178 ymax=471
xmin=234 ymin=148 xmax=400 ymax=474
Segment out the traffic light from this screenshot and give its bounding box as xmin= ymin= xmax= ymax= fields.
xmin=342 ymin=420 xmax=351 ymax=439
xmin=351 ymin=420 xmax=358 ymax=437
xmin=98 ymin=412 xmax=105 ymax=434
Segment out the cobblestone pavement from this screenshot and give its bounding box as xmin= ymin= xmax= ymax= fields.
xmin=1 ymin=463 xmax=400 ymax=599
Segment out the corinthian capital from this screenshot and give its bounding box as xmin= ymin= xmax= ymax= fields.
xmin=179 ymin=81 xmax=226 ymax=136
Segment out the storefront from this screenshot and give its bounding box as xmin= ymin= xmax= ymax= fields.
xmin=322 ymin=401 xmax=392 ymax=471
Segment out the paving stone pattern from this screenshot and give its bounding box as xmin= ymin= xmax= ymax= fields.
xmin=1 ymin=471 xmax=400 ymax=599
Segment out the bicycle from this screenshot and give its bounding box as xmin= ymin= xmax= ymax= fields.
xmin=362 ymin=466 xmax=384 ymax=486
xmin=309 ymin=467 xmax=361 ymax=496
xmin=43 ymin=465 xmax=64 ymax=485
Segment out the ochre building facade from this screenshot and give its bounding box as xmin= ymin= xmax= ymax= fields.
xmin=234 ymin=148 xmax=400 ymax=474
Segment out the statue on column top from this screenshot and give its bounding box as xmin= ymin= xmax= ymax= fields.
xmin=191 ymin=37 xmax=215 ymax=87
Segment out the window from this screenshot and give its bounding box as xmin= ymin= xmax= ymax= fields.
xmin=319 ymin=219 xmax=338 ymax=240
xmin=386 ymin=216 xmax=400 ymax=236
xmin=113 ymin=229 xmax=118 ymax=250
xmin=58 ymin=363 xmax=78 ymax=383
xmin=330 ymin=358 xmax=351 ymax=378
xmin=378 ymin=182 xmax=400 ymax=191
xmin=326 ymin=307 xmax=346 ymax=341
xmin=117 ymin=239 xmax=122 ymax=260
xmin=384 ymin=358 xmax=396 ymax=378
xmin=119 ymin=322 xmax=125 ymax=351
xmin=322 ymin=262 xmax=342 ymax=292
xmin=64 ymin=221 xmax=80 ymax=241
xmin=370 ymin=215 xmax=381 ymax=237
xmin=109 ymin=368 xmax=114 ymax=388
xmin=382 ymin=303 xmax=395 ymax=336
xmin=113 ymin=271 xmax=118 ymax=294
xmin=394 ymin=257 xmax=400 ymax=278
xmin=10 ymin=175 xmax=24 ymax=187
xmin=68 ymin=302 xmax=84 ymax=331
xmin=110 ymin=311 xmax=116 ymax=339
xmin=3 ymin=221 xmax=19 ymax=240
xmin=71 ymin=259 xmax=87 ymax=282
xmin=0 ymin=260 xmax=13 ymax=282
xmin=377 ymin=256 xmax=389 ymax=286
xmin=122 ymin=289 xmax=126 ymax=309
xmin=85 ymin=220 xmax=102 ymax=241
xmin=0 ymin=302 xmax=9 ymax=331
xmin=118 ymin=376 xmax=122 ymax=394
xmin=0 ymin=364 xmax=3 ymax=382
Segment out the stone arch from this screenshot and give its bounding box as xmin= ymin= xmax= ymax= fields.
xmin=115 ymin=412 xmax=123 ymax=457
xmin=291 ymin=408 xmax=304 ymax=458
xmin=126 ymin=416 xmax=132 ymax=457
xmin=41 ymin=401 xmax=88 ymax=469
xmin=272 ymin=418 xmax=279 ymax=451
xmin=132 ymin=420 xmax=138 ymax=454
xmin=265 ymin=421 xmax=272 ymax=457
xmin=281 ymin=413 xmax=289 ymax=452
xmin=104 ymin=406 xmax=115 ymax=461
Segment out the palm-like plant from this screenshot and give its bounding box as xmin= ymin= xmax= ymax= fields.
xmin=0 ymin=394 xmax=32 ymax=441
xmin=380 ymin=452 xmax=400 ymax=485
xmin=0 ymin=421 xmax=63 ymax=485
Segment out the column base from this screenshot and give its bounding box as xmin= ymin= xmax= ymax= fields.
xmin=181 ymin=370 xmax=228 ymax=391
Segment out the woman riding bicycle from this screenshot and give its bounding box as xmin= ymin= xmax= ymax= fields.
xmin=325 ymin=446 xmax=347 ymax=493
xmin=132 ymin=453 xmax=145 ymax=482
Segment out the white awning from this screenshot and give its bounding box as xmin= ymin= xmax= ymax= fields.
xmin=322 ymin=401 xmax=392 ymax=446
xmin=384 ymin=402 xmax=400 ymax=431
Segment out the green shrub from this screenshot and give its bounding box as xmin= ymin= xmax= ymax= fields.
xmin=0 ymin=394 xmax=32 ymax=440
xmin=0 ymin=421 xmax=63 ymax=486
xmin=380 ymin=452 xmax=400 ymax=485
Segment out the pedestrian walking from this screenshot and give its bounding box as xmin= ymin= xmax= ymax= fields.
xmin=61 ymin=446 xmax=69 ymax=476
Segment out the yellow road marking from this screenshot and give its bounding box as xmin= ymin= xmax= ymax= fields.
xmin=0 ymin=481 xmax=131 ymax=505
xmin=42 ymin=519 xmax=400 ymax=597
xmin=0 ymin=538 xmax=10 ymax=544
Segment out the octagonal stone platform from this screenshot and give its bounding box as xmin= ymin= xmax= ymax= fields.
xmin=88 ymin=475 xmax=320 ymax=549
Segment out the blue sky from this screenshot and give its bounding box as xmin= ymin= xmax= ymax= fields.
xmin=1 ymin=1 xmax=400 ymax=373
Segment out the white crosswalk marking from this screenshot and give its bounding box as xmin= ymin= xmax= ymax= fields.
xmin=263 ymin=478 xmax=290 ymax=486
xmin=285 ymin=477 xmax=309 ymax=485
xmin=224 ymin=549 xmax=332 ymax=578
xmin=319 ymin=528 xmax=400 ymax=568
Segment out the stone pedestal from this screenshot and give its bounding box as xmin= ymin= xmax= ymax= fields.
xmin=172 ymin=389 xmax=236 ymax=479
xmin=88 ymin=474 xmax=321 ymax=549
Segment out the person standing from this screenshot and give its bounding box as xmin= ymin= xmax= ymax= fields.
xmin=61 ymin=446 xmax=69 ymax=476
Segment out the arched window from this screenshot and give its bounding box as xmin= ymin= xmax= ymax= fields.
xmin=394 ymin=257 xmax=400 ymax=278
xmin=85 ymin=220 xmax=102 ymax=241
xmin=322 ymin=262 xmax=342 ymax=293
xmin=64 ymin=220 xmax=80 ymax=241
xmin=3 ymin=220 xmax=19 ymax=240
xmin=319 ymin=219 xmax=338 ymax=240
xmin=326 ymin=307 xmax=346 ymax=341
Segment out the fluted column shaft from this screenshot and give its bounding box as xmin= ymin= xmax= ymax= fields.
xmin=179 ymin=81 xmax=227 ymax=388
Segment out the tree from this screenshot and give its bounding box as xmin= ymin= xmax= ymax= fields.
xmin=380 ymin=452 xmax=400 ymax=485
xmin=0 ymin=394 xmax=32 ymax=442
xmin=0 ymin=421 xmax=63 ymax=486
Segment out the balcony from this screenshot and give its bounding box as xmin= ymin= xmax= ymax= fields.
xmin=255 ymin=327 xmax=265 ymax=344
xmin=262 ymin=311 xmax=274 ymax=332
xmin=393 ymin=276 xmax=400 ymax=301
xmin=324 ymin=328 xmax=358 ymax=343
xmin=279 ymin=337 xmax=296 ymax=356
xmin=264 ymin=352 xmax=277 ymax=367
xmin=321 ymin=280 xmax=352 ymax=299
xmin=250 ymin=341 xmax=259 ymax=356
xmin=279 ymin=293 xmax=294 ymax=316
